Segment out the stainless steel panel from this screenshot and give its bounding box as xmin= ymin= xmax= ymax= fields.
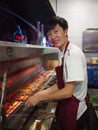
xmin=0 ymin=41 xmax=59 ymax=61
xmin=82 ymin=29 xmax=98 ymax=52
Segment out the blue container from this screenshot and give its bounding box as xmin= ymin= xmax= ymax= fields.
xmin=87 ymin=65 xmax=98 ymax=88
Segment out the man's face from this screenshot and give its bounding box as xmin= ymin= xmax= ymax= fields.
xmin=47 ymin=24 xmax=68 ymax=50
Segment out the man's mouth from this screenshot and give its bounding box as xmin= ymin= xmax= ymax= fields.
xmin=52 ymin=40 xmax=58 ymax=45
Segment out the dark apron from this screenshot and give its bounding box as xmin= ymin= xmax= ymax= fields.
xmin=55 ymin=42 xmax=80 ymax=130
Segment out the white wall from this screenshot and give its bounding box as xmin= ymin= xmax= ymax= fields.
xmin=49 ymin=0 xmax=98 ymax=49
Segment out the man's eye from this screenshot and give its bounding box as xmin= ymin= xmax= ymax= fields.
xmin=54 ymin=30 xmax=58 ymax=33
xmin=47 ymin=33 xmax=51 ymax=36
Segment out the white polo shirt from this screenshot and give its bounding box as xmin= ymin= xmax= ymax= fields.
xmin=58 ymin=43 xmax=88 ymax=119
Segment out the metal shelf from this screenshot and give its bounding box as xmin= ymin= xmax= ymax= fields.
xmin=0 ymin=41 xmax=59 ymax=61
xmin=83 ymin=50 xmax=98 ymax=53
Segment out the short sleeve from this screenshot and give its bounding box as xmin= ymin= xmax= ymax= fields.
xmin=63 ymin=49 xmax=85 ymax=82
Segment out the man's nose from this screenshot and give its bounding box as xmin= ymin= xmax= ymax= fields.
xmin=51 ymin=33 xmax=56 ymax=40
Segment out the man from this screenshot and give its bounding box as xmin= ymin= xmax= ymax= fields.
xmin=25 ymin=16 xmax=89 ymax=130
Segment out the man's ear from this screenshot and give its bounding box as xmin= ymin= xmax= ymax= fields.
xmin=64 ymin=29 xmax=68 ymax=36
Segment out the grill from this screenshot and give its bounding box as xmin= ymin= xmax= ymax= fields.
xmin=0 ymin=41 xmax=59 ymax=130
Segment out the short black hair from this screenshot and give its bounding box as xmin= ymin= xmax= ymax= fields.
xmin=45 ymin=16 xmax=68 ymax=34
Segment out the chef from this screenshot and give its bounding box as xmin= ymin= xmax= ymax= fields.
xmin=25 ymin=16 xmax=89 ymax=130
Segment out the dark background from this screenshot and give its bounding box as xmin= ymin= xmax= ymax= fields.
xmin=0 ymin=0 xmax=55 ymax=43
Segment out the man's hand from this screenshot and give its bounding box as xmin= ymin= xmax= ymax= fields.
xmin=25 ymin=92 xmax=41 ymax=107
